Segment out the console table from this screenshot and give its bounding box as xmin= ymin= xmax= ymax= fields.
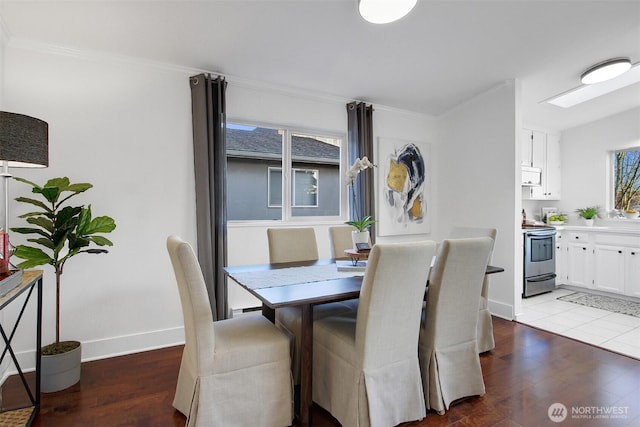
xmin=0 ymin=270 xmax=43 ymax=426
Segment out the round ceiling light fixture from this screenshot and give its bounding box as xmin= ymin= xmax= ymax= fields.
xmin=580 ymin=57 xmax=632 ymax=84
xmin=358 ymin=0 xmax=417 ymax=24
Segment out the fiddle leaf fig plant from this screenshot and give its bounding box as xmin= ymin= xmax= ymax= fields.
xmin=10 ymin=177 xmax=116 ymax=354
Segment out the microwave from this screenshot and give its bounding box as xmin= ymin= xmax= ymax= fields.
xmin=522 ymin=166 xmax=542 ymax=187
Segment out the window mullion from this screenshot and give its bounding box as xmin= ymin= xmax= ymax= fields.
xmin=282 ymin=129 xmax=293 ymax=221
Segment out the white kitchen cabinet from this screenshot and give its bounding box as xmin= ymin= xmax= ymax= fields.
xmin=561 ymin=229 xmax=640 ymax=297
xmin=521 ymin=129 xmax=533 ymax=166
xmin=593 ymin=245 xmax=625 ymax=294
xmin=522 ymin=130 xmax=561 ymax=200
xmin=555 ymin=231 xmax=568 ymax=284
xmin=625 ymin=248 xmax=640 ymax=297
xmin=567 ymin=242 xmax=592 ymax=288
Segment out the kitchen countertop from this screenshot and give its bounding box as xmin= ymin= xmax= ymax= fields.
xmin=550 ymin=224 xmax=640 ymax=235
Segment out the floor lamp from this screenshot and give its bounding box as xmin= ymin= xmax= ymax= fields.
xmin=0 ymin=112 xmax=48 ymax=280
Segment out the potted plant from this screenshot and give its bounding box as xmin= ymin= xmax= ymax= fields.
xmin=576 ymin=206 xmax=598 ymax=225
xmin=345 ymin=157 xmax=376 ymax=249
xmin=10 ymin=177 xmax=116 ymax=392
xmin=624 ymin=208 xmax=639 ymax=219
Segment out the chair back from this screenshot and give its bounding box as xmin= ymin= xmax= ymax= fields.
xmin=167 ymin=235 xmax=215 ymax=371
xmin=328 ymin=225 xmax=357 ymax=259
xmin=267 ymin=227 xmax=319 ymax=263
xmin=449 ymin=226 xmax=496 ymax=252
xmin=356 ymin=241 xmax=437 ymax=369
xmin=423 ymin=237 xmax=493 ymax=347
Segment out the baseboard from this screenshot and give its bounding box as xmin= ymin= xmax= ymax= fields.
xmin=488 ymin=299 xmax=513 ymax=320
xmin=4 ymin=326 xmax=186 ymax=375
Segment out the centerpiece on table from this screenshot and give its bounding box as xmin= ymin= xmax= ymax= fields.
xmin=10 ymin=177 xmax=116 ymax=392
xmin=345 ymin=156 xmax=376 ymax=249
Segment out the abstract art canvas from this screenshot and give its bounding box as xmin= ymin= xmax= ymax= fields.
xmin=377 ymin=138 xmax=430 ymax=236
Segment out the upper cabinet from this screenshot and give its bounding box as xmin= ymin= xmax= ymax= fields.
xmin=522 ymin=129 xmax=561 ymax=200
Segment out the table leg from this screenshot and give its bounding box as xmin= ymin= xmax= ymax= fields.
xmin=299 ymin=304 xmax=313 ymax=427
xmin=261 ymin=304 xmax=275 ymax=323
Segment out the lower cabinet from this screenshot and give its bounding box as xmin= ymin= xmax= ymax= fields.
xmin=557 ymin=229 xmax=639 ymax=297
xmin=566 ymin=242 xmax=593 ymax=288
xmin=627 ymin=248 xmax=640 ymax=297
xmin=594 ymin=245 xmax=626 ymax=294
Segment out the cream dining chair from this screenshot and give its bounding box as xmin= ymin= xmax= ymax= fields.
xmin=267 ymin=227 xmax=356 ymax=384
xmin=167 ymin=235 xmax=293 ymax=427
xmin=449 ymin=226 xmax=497 ymax=353
xmin=419 ymin=237 xmax=493 ymax=415
xmin=312 ymin=241 xmax=437 ymax=427
xmin=328 ymin=225 xmax=372 ymax=259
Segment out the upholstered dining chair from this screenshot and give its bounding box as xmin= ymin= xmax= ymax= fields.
xmin=419 ymin=237 xmax=493 ymax=415
xmin=267 ymin=227 xmax=319 ymax=263
xmin=167 ymin=235 xmax=293 ymax=427
xmin=312 ymin=241 xmax=437 ymax=427
xmin=449 ymin=226 xmax=497 ymax=353
xmin=328 ymin=225 xmax=372 ymax=259
xmin=267 ymin=227 xmax=356 ymax=384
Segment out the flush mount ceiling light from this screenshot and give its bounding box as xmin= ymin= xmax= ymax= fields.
xmin=358 ymin=0 xmax=417 ymax=24
xmin=580 ymin=57 xmax=632 ymax=84
xmin=545 ymin=61 xmax=639 ymax=108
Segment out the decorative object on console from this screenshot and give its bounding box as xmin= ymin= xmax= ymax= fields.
xmin=0 ymin=111 xmax=48 ymax=293
xmin=10 ymin=177 xmax=116 ymax=392
xmin=624 ymin=208 xmax=639 ymax=219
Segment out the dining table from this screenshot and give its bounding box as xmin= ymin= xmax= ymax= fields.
xmin=224 ymin=259 xmax=504 ymax=427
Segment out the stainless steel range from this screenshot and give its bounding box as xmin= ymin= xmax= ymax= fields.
xmin=523 ymin=225 xmax=556 ymax=297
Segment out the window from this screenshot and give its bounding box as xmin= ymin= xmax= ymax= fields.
xmin=613 ymin=148 xmax=640 ymax=212
xmin=226 ymin=123 xmax=344 ymax=221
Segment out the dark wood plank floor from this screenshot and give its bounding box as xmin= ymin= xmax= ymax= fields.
xmin=4 ymin=317 xmax=639 ymax=426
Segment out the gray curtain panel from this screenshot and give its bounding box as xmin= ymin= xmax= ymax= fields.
xmin=346 ymin=101 xmax=375 ymax=243
xmin=189 ymin=73 xmax=228 ymax=320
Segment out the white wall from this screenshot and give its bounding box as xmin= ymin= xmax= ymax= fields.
xmin=437 ymin=81 xmax=522 ymax=319
xmin=559 ymin=107 xmax=640 ymax=221
xmin=4 ymin=42 xmax=195 ymax=367
xmin=3 ymin=38 xmax=439 ymax=366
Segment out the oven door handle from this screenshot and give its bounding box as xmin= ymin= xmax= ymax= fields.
xmin=526 ymin=273 xmax=556 ymax=282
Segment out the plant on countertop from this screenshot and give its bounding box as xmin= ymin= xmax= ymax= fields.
xmin=10 ymin=177 xmax=116 ymax=355
xmin=576 ymin=206 xmax=599 ymax=220
xmin=345 ymin=156 xmax=376 ymax=231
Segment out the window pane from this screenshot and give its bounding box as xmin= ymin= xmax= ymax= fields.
xmin=227 ymin=125 xmax=283 ymax=220
xmin=291 ymin=133 xmax=340 ymax=217
xmin=613 ymin=148 xmax=640 ymax=212
xmin=293 ymin=169 xmax=318 ymax=207
xmin=269 ymin=168 xmax=282 ymax=207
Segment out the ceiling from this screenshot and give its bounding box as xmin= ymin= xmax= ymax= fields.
xmin=1 ymin=0 xmax=639 ymax=131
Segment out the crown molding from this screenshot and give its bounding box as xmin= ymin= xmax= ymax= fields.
xmin=5 ymin=35 xmax=432 ymax=119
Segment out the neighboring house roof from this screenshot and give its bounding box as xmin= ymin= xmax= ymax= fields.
xmin=226 ymin=126 xmax=340 ymax=164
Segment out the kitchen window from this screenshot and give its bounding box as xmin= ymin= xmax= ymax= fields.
xmin=612 ymin=148 xmax=640 ymax=212
xmin=226 ymin=123 xmax=344 ymax=221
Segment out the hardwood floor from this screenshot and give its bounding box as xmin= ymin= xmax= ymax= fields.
xmin=4 ymin=317 xmax=640 ymax=426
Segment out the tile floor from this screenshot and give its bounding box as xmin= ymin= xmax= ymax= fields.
xmin=516 ymin=286 xmax=640 ymax=360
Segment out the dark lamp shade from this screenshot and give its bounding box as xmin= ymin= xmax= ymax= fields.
xmin=0 ymin=111 xmax=49 ymax=168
